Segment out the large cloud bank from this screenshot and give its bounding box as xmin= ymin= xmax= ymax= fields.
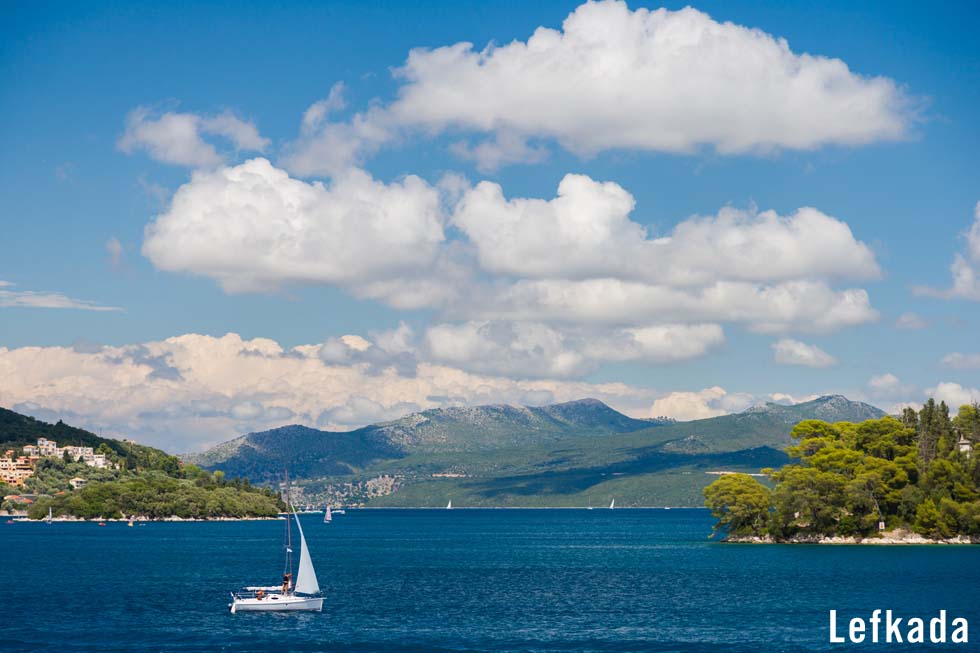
xmin=0 ymin=332 xmax=666 ymax=452
xmin=286 ymin=1 xmax=912 ymax=173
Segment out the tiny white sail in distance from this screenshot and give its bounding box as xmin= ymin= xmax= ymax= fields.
xmin=609 ymin=499 xmax=615 ymax=510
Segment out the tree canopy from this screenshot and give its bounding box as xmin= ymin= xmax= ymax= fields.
xmin=703 ymin=400 xmax=980 ymax=540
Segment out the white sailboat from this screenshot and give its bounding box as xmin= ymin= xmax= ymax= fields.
xmin=45 ymin=507 xmax=53 ymax=524
xmin=446 ymin=499 xmax=453 ymax=510
xmin=230 ymin=480 xmax=323 ymax=613
xmin=323 ymin=505 xmax=332 ymax=523
xmin=609 ymin=499 xmax=615 ymax=510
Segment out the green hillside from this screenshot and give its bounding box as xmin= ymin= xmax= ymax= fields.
xmin=370 ymin=398 xmax=661 ymax=452
xmin=189 ymin=395 xmax=885 ymax=507
xmin=1 ymin=406 xmax=180 ymax=472
xmin=185 ymin=398 xmax=664 ymax=482
xmin=0 ymin=407 xmax=283 ymax=519
xmin=186 ymin=424 xmax=403 ymax=484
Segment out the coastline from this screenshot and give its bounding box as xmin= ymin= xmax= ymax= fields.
xmin=725 ymin=529 xmax=980 ymax=545
xmin=6 ymin=515 xmax=282 ymax=523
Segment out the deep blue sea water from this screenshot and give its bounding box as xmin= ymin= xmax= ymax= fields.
xmin=2 ymin=509 xmax=978 ymax=652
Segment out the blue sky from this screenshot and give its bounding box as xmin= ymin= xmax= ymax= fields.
xmin=1 ymin=0 xmax=978 ymax=451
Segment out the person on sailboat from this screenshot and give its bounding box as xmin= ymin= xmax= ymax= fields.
xmin=281 ymin=573 xmax=292 ymax=594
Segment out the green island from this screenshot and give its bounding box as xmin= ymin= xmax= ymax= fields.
xmin=1 ymin=407 xmax=283 ymax=520
xmin=703 ymin=400 xmax=980 ymax=542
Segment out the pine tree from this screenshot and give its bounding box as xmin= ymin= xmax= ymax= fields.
xmin=901 ymin=406 xmax=918 ymax=431
xmin=918 ymin=399 xmax=939 ymax=464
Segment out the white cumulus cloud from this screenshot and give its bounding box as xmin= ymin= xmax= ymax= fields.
xmin=771 ymin=339 xmax=838 ymax=368
xmin=941 ymin=353 xmax=980 ymax=370
xmin=119 ymin=107 xmax=269 ymax=168
xmin=466 ymin=278 xmax=877 ymax=334
xmin=0 ymin=332 xmax=667 ymax=452
xmin=914 ymin=202 xmax=980 ymax=301
xmin=646 ymin=386 xmax=758 ymax=421
xmin=927 ymin=382 xmax=980 ymax=409
xmin=279 ymin=2 xmax=913 ymax=174
xmin=453 ymin=173 xmax=879 ymax=284
xmin=424 ymin=321 xmax=725 ymax=378
xmin=142 ymin=158 xmax=446 ymax=293
xmin=387 ymin=1 xmax=910 ymax=166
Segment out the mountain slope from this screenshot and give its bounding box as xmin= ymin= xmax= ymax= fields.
xmin=636 ymin=395 xmax=887 ymax=454
xmin=187 ymin=398 xmax=661 ymax=482
xmin=368 ymin=398 xmax=659 ymax=452
xmin=186 ymin=424 xmax=403 ymax=483
xmin=187 ymin=395 xmax=887 ymax=506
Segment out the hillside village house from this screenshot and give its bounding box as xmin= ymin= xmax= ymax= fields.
xmin=0 ymin=451 xmax=36 ymax=487
xmin=23 ymin=438 xmax=110 ymax=469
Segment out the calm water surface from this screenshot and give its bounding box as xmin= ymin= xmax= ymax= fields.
xmin=2 ymin=509 xmax=978 ymax=652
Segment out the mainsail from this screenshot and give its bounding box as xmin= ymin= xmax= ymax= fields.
xmin=292 ymin=511 xmax=320 ymax=595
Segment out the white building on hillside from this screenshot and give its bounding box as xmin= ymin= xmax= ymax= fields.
xmin=22 ymin=439 xmax=111 ymax=469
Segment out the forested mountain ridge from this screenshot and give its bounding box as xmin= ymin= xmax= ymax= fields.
xmin=188 ymin=395 xmax=887 ymax=507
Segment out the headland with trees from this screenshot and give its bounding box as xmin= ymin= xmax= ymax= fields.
xmin=703 ymin=400 xmax=980 ymax=543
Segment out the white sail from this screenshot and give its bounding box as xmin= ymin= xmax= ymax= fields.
xmin=292 ymin=512 xmax=320 ymax=595
xmin=609 ymin=499 xmax=615 ymax=509
xmin=446 ymin=500 xmax=452 ymax=509
xmin=324 ymin=505 xmax=332 ymax=523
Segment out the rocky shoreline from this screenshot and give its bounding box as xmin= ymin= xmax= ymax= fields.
xmin=725 ymin=528 xmax=980 ymax=545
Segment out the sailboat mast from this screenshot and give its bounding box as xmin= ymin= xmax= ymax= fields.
xmin=283 ymin=471 xmax=293 ymax=584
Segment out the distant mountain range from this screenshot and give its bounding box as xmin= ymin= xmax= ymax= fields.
xmin=186 ymin=395 xmax=886 ymax=507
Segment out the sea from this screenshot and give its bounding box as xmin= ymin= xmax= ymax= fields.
xmin=2 ymin=509 xmax=978 ymax=652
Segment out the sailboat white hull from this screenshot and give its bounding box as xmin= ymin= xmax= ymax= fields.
xmin=230 ymin=594 xmax=323 ymax=613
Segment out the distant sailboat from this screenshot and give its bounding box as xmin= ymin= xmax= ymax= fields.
xmin=446 ymin=500 xmax=453 ymax=510
xmin=230 ymin=474 xmax=323 ymax=613
xmin=609 ymin=499 xmax=615 ymax=510
xmin=323 ymin=505 xmax=332 ymax=523
xmin=128 ymin=515 xmax=135 ymax=527
xmin=45 ymin=507 xmax=53 ymax=524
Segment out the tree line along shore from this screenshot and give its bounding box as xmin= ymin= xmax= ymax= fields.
xmin=703 ymin=400 xmax=980 ymax=542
